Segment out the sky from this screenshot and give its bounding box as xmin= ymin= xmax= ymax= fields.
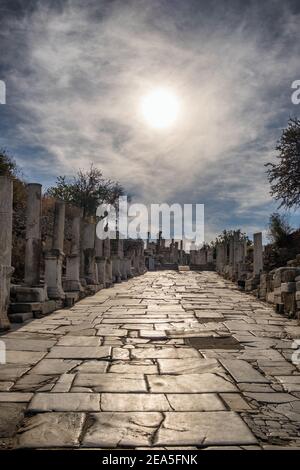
xmin=0 ymin=0 xmax=300 ymax=242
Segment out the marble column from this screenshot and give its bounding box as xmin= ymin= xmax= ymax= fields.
xmin=103 ymin=237 xmax=113 ymax=286
xmin=0 ymin=176 xmax=14 ymax=330
xmin=82 ymin=221 xmax=98 ymax=285
xmin=24 ymin=183 xmax=42 ymax=286
xmin=95 ymin=236 xmax=106 ymax=287
xmin=111 ymin=237 xmax=122 ymax=283
xmin=253 ymin=232 xmax=263 ymax=275
xmin=64 ymin=208 xmax=83 ymax=292
xmin=44 ymin=201 xmax=66 ymax=300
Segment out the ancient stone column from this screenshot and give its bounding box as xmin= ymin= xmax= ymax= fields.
xmin=44 ymin=201 xmax=66 ymax=300
xmin=64 ymin=207 xmax=83 ymax=292
xmin=253 ymin=232 xmax=263 ymax=275
xmin=24 ymin=183 xmax=42 ymax=286
xmin=216 ymin=242 xmax=226 ymax=272
xmin=103 ymin=237 xmax=113 ymax=286
xmin=95 ymin=236 xmax=106 ymax=287
xmin=82 ymin=221 xmax=98 ymax=285
xmin=111 ymin=236 xmax=122 ymax=282
xmin=0 ymin=176 xmax=13 ymax=330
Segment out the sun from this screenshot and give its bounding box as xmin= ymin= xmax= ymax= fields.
xmin=141 ymin=88 xmax=180 ymax=129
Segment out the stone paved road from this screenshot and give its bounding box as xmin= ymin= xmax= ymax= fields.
xmin=1 ymin=271 xmax=300 ymax=449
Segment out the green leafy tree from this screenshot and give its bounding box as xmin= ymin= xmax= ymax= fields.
xmin=266 ymin=118 xmax=300 ymax=209
xmin=46 ymin=164 xmax=124 ymax=217
xmin=267 ymin=212 xmax=292 ymax=247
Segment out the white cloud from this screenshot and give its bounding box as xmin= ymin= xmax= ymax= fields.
xmin=1 ymin=0 xmax=300 ymax=240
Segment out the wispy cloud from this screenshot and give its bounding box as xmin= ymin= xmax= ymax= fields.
xmin=1 ymin=0 xmax=300 ymax=240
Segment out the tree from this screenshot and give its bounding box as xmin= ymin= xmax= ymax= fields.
xmin=266 ymin=118 xmax=300 ymax=209
xmin=267 ymin=212 xmax=292 ymax=247
xmin=46 ymin=164 xmax=124 ymax=217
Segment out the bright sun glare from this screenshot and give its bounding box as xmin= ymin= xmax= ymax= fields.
xmin=141 ymin=88 xmax=180 ymax=129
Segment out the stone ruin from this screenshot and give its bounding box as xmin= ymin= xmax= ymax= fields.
xmin=144 ymin=232 xmax=187 ymax=270
xmin=0 ymin=176 xmax=146 ymax=331
xmin=215 ymin=230 xmax=300 ymax=319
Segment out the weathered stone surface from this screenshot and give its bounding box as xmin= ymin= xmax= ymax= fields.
xmin=74 ymin=360 xmax=109 ymax=374
xmin=157 ymin=358 xmax=221 ymax=375
xmin=47 ymin=346 xmax=111 ymax=359
xmin=30 ymin=359 xmax=81 ymax=375
xmin=17 ymin=412 xmax=85 ymax=448
xmin=275 ymin=376 xmax=300 ymax=392
xmin=82 ymin=412 xmax=163 ymax=447
xmin=167 ymin=394 xmax=225 ymax=411
xmin=2 ymin=338 xmax=56 ymax=351
xmin=131 ymin=347 xmax=200 ymax=359
xmin=0 ymin=403 xmax=25 ymax=437
xmin=57 ymin=336 xmax=101 ymax=346
xmin=28 ymin=393 xmax=100 ymax=411
xmin=5 ymin=351 xmax=46 ymax=365
xmin=220 ymin=359 xmax=269 ymax=383
xmin=148 ymin=374 xmax=237 ymax=393
xmin=74 ymin=373 xmax=147 ymax=392
xmin=13 ymin=374 xmax=58 ymax=392
xmin=154 ymin=412 xmax=257 ymax=446
xmin=101 ymin=393 xmax=171 ymax=411
xmin=244 ymin=393 xmax=299 ymax=403
xmin=0 ymin=365 xmax=30 ymax=381
xmin=220 ymin=393 xmax=252 ymax=411
xmin=0 ymin=392 xmax=33 ymax=402
xmin=109 ymin=362 xmax=158 ymax=374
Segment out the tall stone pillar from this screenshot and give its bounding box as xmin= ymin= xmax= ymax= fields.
xmin=44 ymin=201 xmax=66 ymax=300
xmin=24 ymin=183 xmax=42 ymax=286
xmin=95 ymin=236 xmax=106 ymax=287
xmin=111 ymin=236 xmax=122 ymax=282
xmin=64 ymin=207 xmax=83 ymax=292
xmin=216 ymin=242 xmax=226 ymax=272
xmin=0 ymin=176 xmax=13 ymax=330
xmin=82 ymin=221 xmax=98 ymax=285
xmin=253 ymin=232 xmax=263 ymax=275
xmin=103 ymin=237 xmax=113 ymax=286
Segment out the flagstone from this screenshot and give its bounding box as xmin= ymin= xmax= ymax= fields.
xmin=154 ymin=412 xmax=257 ymax=446
xmin=28 ymin=392 xmax=100 ymax=411
xmin=148 ymin=373 xmax=237 ymax=393
xmin=17 ymin=412 xmax=85 ymax=448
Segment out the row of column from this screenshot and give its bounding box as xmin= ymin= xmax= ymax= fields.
xmin=0 ymin=177 xmax=146 ymax=329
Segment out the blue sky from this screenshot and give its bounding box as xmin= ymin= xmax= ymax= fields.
xmin=0 ymin=0 xmax=300 ymax=242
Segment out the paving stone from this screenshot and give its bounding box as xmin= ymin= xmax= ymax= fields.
xmin=96 ymin=328 xmax=127 ymax=336
xmin=220 ymin=359 xmax=269 ymax=383
xmin=148 ymin=373 xmax=237 ymax=393
xmin=166 ymin=393 xmax=225 ymax=411
xmin=220 ymin=393 xmax=252 ymax=411
xmin=30 ymin=359 xmax=81 ymax=375
xmin=74 ymin=360 xmax=109 ymax=374
xmin=0 ymin=392 xmax=33 ymax=402
xmin=101 ymin=393 xmax=171 ymax=411
xmin=0 ymin=403 xmax=26 ymax=437
xmin=0 ymin=382 xmax=13 ymax=391
xmin=5 ymin=351 xmax=46 ymax=365
xmin=56 ymin=336 xmax=101 ymax=346
xmin=82 ymin=412 xmax=163 ymax=447
xmin=17 ymin=412 xmax=85 ymax=448
xmin=131 ymin=347 xmax=200 ymax=359
xmin=275 ymin=376 xmax=300 ymax=392
xmin=47 ymin=346 xmax=111 ymax=359
xmin=2 ymin=338 xmax=56 ymax=351
xmin=157 ymin=358 xmax=222 ymax=375
xmin=0 ymin=365 xmax=30 ymax=381
xmin=109 ymin=362 xmax=158 ymax=374
xmin=244 ymin=393 xmax=299 ymax=403
xmin=74 ymin=373 xmax=147 ymax=392
xmin=13 ymin=374 xmax=58 ymax=392
xmin=28 ymin=393 xmax=100 ymax=411
xmin=154 ymin=412 xmax=257 ymax=446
